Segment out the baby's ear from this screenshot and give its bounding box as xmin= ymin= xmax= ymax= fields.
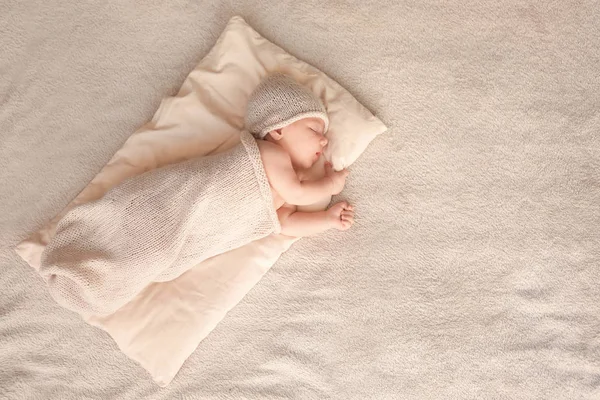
xmin=268 ymin=129 xmax=283 ymax=140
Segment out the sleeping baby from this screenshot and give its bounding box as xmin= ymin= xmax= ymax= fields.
xmin=40 ymin=73 xmax=354 ymax=316
xmin=247 ymin=73 xmax=355 ymax=237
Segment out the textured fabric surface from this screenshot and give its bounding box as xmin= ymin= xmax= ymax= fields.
xmin=11 ymin=15 xmax=387 ymax=387
xmin=245 ymin=73 xmax=329 ymax=138
xmin=1 ymin=1 xmax=600 ymax=400
xmin=39 ymin=131 xmax=280 ymax=316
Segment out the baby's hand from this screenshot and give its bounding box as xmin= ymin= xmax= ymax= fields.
xmin=325 ymin=162 xmax=349 ymax=195
xmin=327 ymin=201 xmax=355 ymax=231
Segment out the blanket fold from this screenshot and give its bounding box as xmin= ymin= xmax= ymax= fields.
xmin=39 ymin=131 xmax=280 ymax=316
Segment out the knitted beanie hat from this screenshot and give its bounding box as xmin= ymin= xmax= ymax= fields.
xmin=245 ymin=73 xmax=329 ymax=139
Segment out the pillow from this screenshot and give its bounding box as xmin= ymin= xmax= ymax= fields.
xmin=15 ymin=15 xmax=387 ymax=386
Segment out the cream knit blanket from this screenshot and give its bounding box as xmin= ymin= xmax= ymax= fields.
xmin=39 ymin=131 xmax=281 ymax=316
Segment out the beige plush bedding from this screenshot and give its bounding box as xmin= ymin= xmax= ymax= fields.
xmin=39 ymin=130 xmax=281 ymax=317
xmin=13 ymin=16 xmax=387 ymax=386
xmin=2 ymin=1 xmax=600 ymax=399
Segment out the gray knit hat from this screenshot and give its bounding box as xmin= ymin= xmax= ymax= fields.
xmin=245 ymin=73 xmax=329 ymax=139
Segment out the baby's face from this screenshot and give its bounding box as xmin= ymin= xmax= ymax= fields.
xmin=272 ymin=117 xmax=328 ymax=169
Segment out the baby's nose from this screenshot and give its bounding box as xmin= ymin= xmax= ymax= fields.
xmin=320 ymin=137 xmax=328 ymax=147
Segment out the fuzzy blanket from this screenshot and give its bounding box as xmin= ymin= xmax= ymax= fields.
xmin=2 ymin=1 xmax=599 ymax=398
xmin=39 ymin=131 xmax=280 ymax=316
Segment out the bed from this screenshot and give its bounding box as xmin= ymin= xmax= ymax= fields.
xmin=1 ymin=1 xmax=599 ymax=398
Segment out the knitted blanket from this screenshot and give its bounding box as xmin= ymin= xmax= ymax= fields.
xmin=39 ymin=131 xmax=281 ymax=316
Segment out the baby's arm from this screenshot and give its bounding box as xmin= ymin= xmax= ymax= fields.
xmin=278 ymin=202 xmax=355 ymax=237
xmin=267 ymin=155 xmax=330 ymax=205
xmin=261 ymin=145 xmax=348 ymax=206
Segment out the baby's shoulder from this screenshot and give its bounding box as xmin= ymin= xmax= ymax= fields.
xmin=256 ymin=139 xmax=291 ymax=167
xmin=255 ymin=140 xmax=301 ymax=188
xmin=255 ymin=138 xmax=281 ymax=153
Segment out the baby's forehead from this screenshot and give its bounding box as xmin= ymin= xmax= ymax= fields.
xmin=297 ymin=117 xmax=325 ymax=131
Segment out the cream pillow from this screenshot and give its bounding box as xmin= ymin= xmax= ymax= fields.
xmin=149 ymin=16 xmax=386 ymax=172
xmin=15 ymin=15 xmax=387 ymax=386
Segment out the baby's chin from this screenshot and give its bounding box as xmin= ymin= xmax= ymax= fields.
xmin=305 ymin=157 xmax=320 ymax=169
xmin=292 ymin=153 xmax=321 ymax=170
xmin=306 ymin=156 xmax=325 ymax=170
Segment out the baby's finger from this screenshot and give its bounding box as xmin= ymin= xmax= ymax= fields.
xmin=341 ymin=210 xmax=354 ymax=218
xmin=338 ymin=201 xmax=350 ymax=209
xmin=340 ymin=219 xmax=352 ymax=230
xmin=341 ymin=215 xmax=354 ymax=223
